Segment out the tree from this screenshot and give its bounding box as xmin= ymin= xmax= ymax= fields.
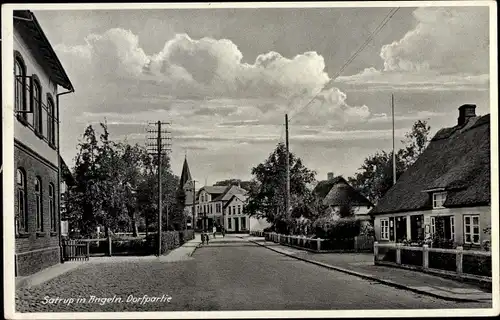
xmin=349 ymin=120 xmax=431 ymax=205
xmin=214 ymin=179 xmax=258 ymax=192
xmin=244 ymin=143 xmax=316 ymax=233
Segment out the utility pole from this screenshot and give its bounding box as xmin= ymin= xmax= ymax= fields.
xmin=147 ymin=121 xmax=171 ymax=256
xmin=392 ymin=94 xmax=396 ymax=186
xmin=192 ymin=180 xmax=197 ymax=231
xmin=285 ymin=114 xmax=290 ymax=219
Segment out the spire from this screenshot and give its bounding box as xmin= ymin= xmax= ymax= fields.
xmin=179 ymin=157 xmax=193 ymax=189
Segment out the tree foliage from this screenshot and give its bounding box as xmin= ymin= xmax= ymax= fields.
xmin=244 ymin=143 xmax=315 ymax=232
xmin=348 ymin=120 xmax=431 ymax=205
xmin=66 ymin=123 xmax=179 ymax=237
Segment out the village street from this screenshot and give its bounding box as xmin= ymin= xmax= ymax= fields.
xmin=16 ymin=235 xmax=489 ymax=312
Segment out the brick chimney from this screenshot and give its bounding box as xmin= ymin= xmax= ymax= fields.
xmin=327 ymin=172 xmax=334 ymax=180
xmin=458 ymin=104 xmax=476 ymax=126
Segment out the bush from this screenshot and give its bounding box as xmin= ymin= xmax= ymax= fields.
xmin=401 ymin=249 xmax=423 ymax=267
xmin=112 ymin=239 xmax=150 ymax=255
xmin=428 ymin=251 xmax=456 ymax=271
xmin=145 ymin=231 xmax=182 ymax=254
xmin=463 ymin=255 xmax=491 ymax=277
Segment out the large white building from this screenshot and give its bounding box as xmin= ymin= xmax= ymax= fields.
xmin=12 ymin=10 xmax=74 ymax=276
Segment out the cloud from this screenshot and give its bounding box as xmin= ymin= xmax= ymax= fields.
xmin=56 ymin=30 xmax=377 ymax=126
xmin=337 ymin=7 xmax=489 ymax=90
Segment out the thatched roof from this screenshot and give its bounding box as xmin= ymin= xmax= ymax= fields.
xmin=314 ymin=177 xmax=373 ymax=207
xmin=372 ymin=114 xmax=490 ymax=214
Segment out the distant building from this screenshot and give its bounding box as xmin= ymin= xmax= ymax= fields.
xmin=371 ymin=105 xmax=490 ymax=248
xmin=13 ymin=10 xmax=74 ymax=276
xmin=179 ymin=156 xmax=195 ymax=228
xmin=196 ymin=184 xmax=250 ymax=233
xmin=313 ymin=175 xmax=373 ymax=226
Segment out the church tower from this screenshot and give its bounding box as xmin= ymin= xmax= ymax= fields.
xmin=179 ymin=155 xmax=193 ymax=191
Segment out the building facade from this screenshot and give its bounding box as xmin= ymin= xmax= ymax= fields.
xmin=13 ymin=10 xmax=74 ymax=276
xmin=371 ymin=105 xmax=490 ymax=249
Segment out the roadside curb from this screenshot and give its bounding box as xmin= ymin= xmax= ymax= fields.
xmin=188 ymin=243 xmax=203 ymax=257
xmin=248 ymin=239 xmax=489 ymax=303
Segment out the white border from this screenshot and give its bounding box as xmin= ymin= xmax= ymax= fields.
xmin=2 ymin=2 xmax=498 ymax=319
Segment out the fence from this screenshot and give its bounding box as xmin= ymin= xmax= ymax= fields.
xmin=263 ymin=232 xmax=374 ymax=253
xmin=62 ymin=239 xmax=89 ymax=261
xmin=374 ymin=242 xmax=492 ymax=281
xmin=250 ymin=230 xmax=265 ymax=237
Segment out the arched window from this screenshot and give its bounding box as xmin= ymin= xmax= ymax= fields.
xmin=16 ymin=169 xmax=27 ymax=233
xmin=14 ymin=53 xmax=27 ymax=119
xmin=35 ymin=177 xmax=43 ymax=231
xmin=32 ymin=77 xmax=43 ymax=135
xmin=49 ymin=183 xmax=56 ymax=232
xmin=47 ymin=95 xmax=56 ymax=146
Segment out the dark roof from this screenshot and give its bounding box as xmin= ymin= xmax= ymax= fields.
xmin=313 ymin=176 xmax=345 ymax=199
xmin=14 ymin=10 xmax=74 ymax=91
xmin=197 ymin=185 xmax=228 ymax=198
xmin=222 ymin=194 xmax=247 ymax=209
xmin=60 ymin=156 xmax=75 ymax=186
xmin=318 ymin=177 xmax=373 ymax=207
xmin=212 ymin=185 xmax=248 ymax=201
xmin=179 ymin=157 xmax=192 ymax=190
xmin=371 ymin=114 xmax=490 ymax=214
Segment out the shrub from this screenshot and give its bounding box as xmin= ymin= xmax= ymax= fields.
xmin=463 ymin=255 xmax=491 ymax=277
xmin=401 ymin=249 xmax=423 ymax=267
xmin=428 ymin=251 xmax=456 ymax=271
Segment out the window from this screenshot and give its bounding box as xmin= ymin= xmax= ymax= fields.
xmin=47 ymin=96 xmax=56 ymax=146
xmin=464 ymin=215 xmax=480 ymax=244
xmin=232 ymin=206 xmax=236 ymax=215
xmin=229 ymin=206 xmax=232 ymax=215
xmin=16 ymin=169 xmax=27 ymax=233
xmin=430 ymin=217 xmax=436 ymax=236
xmin=32 ymin=79 xmax=43 ymax=134
xmin=35 ymin=177 xmax=43 ymax=231
xmin=227 ymin=217 xmax=232 ymax=229
xmin=238 ymin=205 xmax=241 ymax=214
xmin=241 ymin=217 xmax=246 ymax=230
xmin=449 ymin=216 xmax=455 ymax=240
xmin=49 ymin=183 xmax=56 ymax=232
xmin=14 ymin=54 xmax=27 ymax=118
xmin=380 ymin=219 xmax=389 ymax=240
xmin=432 ymin=192 xmax=447 ymax=209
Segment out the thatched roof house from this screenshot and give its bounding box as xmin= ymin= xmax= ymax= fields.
xmin=372 ymin=107 xmax=490 ymax=215
xmin=371 ymin=105 xmax=491 ymax=247
xmin=314 ymin=176 xmax=373 ymax=208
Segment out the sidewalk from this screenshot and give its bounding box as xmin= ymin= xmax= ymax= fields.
xmin=16 ymin=234 xmax=203 ymax=289
xmin=15 ymin=261 xmax=85 ymax=289
xmin=243 ymin=235 xmax=492 ymax=303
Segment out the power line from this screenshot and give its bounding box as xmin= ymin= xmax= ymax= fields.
xmin=288 ymin=7 xmax=401 ymax=122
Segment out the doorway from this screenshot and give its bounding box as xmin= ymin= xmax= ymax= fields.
xmin=234 ymin=217 xmax=240 ymax=232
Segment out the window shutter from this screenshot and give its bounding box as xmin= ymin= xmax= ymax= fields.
xmin=29 ymin=76 xmax=34 ymax=114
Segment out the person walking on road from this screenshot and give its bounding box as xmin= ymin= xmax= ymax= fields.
xmin=213 ymin=225 xmax=217 ymax=239
xmin=221 ymin=227 xmax=225 ymax=238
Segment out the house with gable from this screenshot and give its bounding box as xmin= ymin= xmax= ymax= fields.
xmin=313 ymin=173 xmax=374 ymax=225
xmin=13 ymin=10 xmax=75 ymax=276
xmin=371 ymin=105 xmax=491 ymax=249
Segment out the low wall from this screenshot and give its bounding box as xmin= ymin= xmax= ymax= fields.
xmin=374 ymin=242 xmax=492 ymax=287
xmin=262 ymin=232 xmax=374 ymax=253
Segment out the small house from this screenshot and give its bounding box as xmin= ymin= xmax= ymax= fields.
xmin=371 ymin=105 xmax=490 ymax=249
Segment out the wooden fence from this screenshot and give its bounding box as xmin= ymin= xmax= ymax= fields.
xmin=374 ymin=242 xmax=492 ymax=281
xmin=262 ymin=232 xmax=374 ymax=253
xmin=62 ymin=239 xmax=90 ymax=261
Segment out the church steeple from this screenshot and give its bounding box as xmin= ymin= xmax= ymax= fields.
xmin=179 ymin=156 xmax=193 ymax=190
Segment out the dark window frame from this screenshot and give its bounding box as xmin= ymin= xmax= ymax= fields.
xmin=14 ymin=51 xmax=28 ymax=123
xmin=31 ymin=75 xmax=43 ymax=137
xmin=16 ymin=168 xmax=28 ymax=233
xmin=35 ymin=176 xmax=43 ymax=232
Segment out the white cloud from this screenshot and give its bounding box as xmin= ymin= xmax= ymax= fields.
xmin=337 ymin=7 xmax=489 ymax=90
xmin=57 ymin=30 xmax=375 ymax=126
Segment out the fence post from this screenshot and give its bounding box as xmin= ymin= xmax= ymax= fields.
xmin=277 ymin=234 xmax=280 ymax=243
xmin=317 ymin=238 xmax=322 ymax=251
xmin=86 ymin=241 xmax=90 ymax=260
xmin=456 ymin=246 xmax=463 ymax=274
xmin=373 ymin=242 xmax=379 ymax=262
xmin=108 ymin=234 xmax=112 ymax=257
xmin=396 ymin=243 xmax=401 ymax=265
xmin=422 ymin=244 xmax=429 ymax=269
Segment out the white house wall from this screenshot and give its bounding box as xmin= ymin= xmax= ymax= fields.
xmin=373 ymin=206 xmax=491 ymax=246
xmin=14 ymin=29 xmax=59 ymax=166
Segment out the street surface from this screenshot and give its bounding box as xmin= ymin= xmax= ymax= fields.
xmin=16 ymin=236 xmax=489 ymax=312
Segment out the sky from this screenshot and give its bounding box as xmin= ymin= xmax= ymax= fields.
xmin=33 ymin=5 xmax=491 ymax=186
